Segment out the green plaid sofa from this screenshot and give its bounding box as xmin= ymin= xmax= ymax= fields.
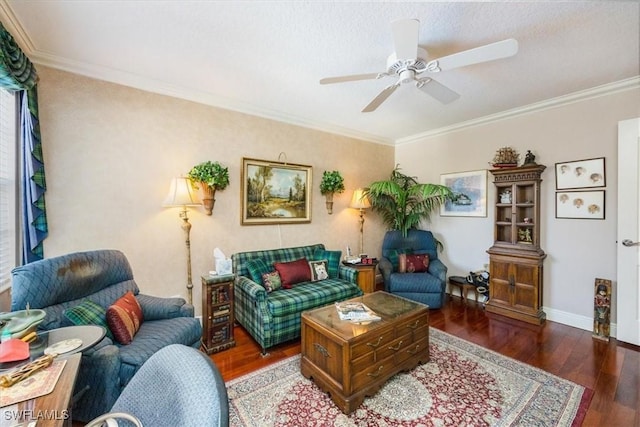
xmin=232 ymin=243 xmax=363 ymax=354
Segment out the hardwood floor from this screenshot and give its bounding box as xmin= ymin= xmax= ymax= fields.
xmin=210 ymin=294 xmax=640 ymax=427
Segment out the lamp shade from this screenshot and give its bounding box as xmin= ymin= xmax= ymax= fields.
xmin=350 ymin=188 xmax=371 ymax=210
xmin=163 ymin=177 xmax=201 ymax=207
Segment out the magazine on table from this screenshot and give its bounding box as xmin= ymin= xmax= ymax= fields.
xmin=335 ymin=301 xmax=381 ymax=322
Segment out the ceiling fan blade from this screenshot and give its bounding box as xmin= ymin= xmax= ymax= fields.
xmin=362 ymin=83 xmax=400 ymax=112
xmin=416 ymin=78 xmax=460 ymax=104
xmin=320 ymin=73 xmax=384 ymax=84
xmin=391 ymin=18 xmax=420 ymax=60
xmin=429 ymin=38 xmax=518 ymax=72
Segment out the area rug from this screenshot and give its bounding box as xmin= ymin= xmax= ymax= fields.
xmin=227 ymin=328 xmax=593 ymax=426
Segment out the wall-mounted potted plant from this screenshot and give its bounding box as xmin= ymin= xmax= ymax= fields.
xmin=187 ymin=160 xmax=230 ymax=215
xmin=319 ymin=170 xmax=345 ymax=214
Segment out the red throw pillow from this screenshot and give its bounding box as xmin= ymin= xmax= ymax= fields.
xmin=405 ymin=254 xmax=429 ymax=273
xmin=274 ymin=258 xmax=311 ymax=288
xmin=106 ymin=291 xmax=144 ymax=345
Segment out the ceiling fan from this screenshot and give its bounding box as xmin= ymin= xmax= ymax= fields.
xmin=319 ymin=19 xmax=518 ymax=112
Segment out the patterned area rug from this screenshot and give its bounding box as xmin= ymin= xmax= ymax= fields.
xmin=227 ymin=328 xmax=593 ymax=426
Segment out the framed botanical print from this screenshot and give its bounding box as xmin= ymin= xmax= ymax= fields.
xmin=555 ymin=157 xmax=605 ymax=190
xmin=555 ymin=190 xmax=605 ymax=219
xmin=241 ymin=157 xmax=312 ymax=225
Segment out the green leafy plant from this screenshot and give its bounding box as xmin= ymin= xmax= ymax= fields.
xmin=364 ymin=165 xmax=452 ymax=238
xmin=187 ymin=161 xmax=230 ymax=191
xmin=319 ymin=170 xmax=345 ymax=195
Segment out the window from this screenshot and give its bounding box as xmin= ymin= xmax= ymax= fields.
xmin=0 ymin=88 xmax=18 ymax=291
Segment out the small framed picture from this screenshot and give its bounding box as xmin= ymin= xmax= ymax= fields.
xmin=556 ymin=190 xmax=605 ymax=219
xmin=555 ymin=157 xmax=605 ymax=190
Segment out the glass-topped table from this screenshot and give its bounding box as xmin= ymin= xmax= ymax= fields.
xmin=303 ymin=291 xmax=427 ymax=340
xmin=0 ymin=325 xmax=106 ymax=372
xmin=301 ymin=291 xmax=430 ymax=414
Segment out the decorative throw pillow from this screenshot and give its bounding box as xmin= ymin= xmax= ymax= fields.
xmin=106 ymin=291 xmax=144 ymax=345
xmin=64 ymin=299 xmax=114 ymax=340
xmin=387 ymin=248 xmax=413 ymax=272
xmin=405 ymin=254 xmax=429 ymax=273
xmin=398 ymin=253 xmax=407 ymax=273
xmin=261 ymin=271 xmax=282 ymax=293
xmin=309 ymin=260 xmax=329 ymax=281
xmin=274 ymin=258 xmax=312 ymax=288
xmin=246 ymin=258 xmax=271 ymax=284
xmin=313 ymin=249 xmax=341 ymax=278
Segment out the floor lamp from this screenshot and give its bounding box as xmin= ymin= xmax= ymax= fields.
xmin=350 ymin=188 xmax=371 ymax=256
xmin=163 ymin=177 xmax=201 ymax=305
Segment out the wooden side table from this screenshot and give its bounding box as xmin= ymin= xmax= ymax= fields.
xmin=448 ymin=276 xmax=479 ymax=305
xmin=343 ymin=262 xmax=378 ymax=293
xmin=1 ymin=353 xmax=80 ymax=426
xmin=201 ymin=274 xmax=236 ymax=354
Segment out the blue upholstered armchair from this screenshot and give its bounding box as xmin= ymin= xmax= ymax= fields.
xmin=379 ymin=230 xmax=447 ymax=308
xmin=10 ymin=250 xmax=202 ymax=422
xmin=85 ymin=344 xmax=229 ymax=427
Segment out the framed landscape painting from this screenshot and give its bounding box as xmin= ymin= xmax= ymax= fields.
xmin=241 ymin=157 xmax=312 ymax=225
xmin=440 ymin=169 xmax=487 ymax=217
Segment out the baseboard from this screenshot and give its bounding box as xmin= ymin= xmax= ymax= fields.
xmin=444 ymin=292 xmax=617 ymax=338
xmin=543 ymin=306 xmax=617 ymax=338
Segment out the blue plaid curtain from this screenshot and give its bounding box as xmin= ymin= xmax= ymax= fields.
xmin=0 ymin=22 xmax=47 ymax=263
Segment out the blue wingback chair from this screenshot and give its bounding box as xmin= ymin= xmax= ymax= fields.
xmin=10 ymin=250 xmax=202 ymax=422
xmin=85 ymin=344 xmax=229 ymax=427
xmin=379 ymin=230 xmax=447 ymax=308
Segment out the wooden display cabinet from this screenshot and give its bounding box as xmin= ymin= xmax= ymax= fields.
xmin=201 ymin=274 xmax=236 ymax=354
xmin=487 ymin=164 xmax=547 ymax=325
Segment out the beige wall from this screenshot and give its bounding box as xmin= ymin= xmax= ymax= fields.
xmin=397 ymin=88 xmax=640 ymax=332
xmin=35 ymin=66 xmax=393 ymax=315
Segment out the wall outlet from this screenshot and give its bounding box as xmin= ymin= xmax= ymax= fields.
xmin=483 ymin=263 xmax=489 ymax=271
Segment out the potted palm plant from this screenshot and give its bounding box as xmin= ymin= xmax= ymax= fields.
xmin=365 ymin=165 xmax=452 ymax=241
xmin=319 ymin=170 xmax=345 ymax=214
xmin=187 ymin=161 xmax=230 ymax=215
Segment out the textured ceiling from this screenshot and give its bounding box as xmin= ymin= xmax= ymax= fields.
xmin=1 ymin=1 xmax=638 ymax=145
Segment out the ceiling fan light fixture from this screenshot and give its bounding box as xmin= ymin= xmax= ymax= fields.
xmin=399 ymin=69 xmax=415 ymax=84
xmin=386 ymin=47 xmax=428 ymax=74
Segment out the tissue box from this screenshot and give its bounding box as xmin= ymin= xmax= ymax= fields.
xmin=216 ymin=259 xmax=233 ymax=275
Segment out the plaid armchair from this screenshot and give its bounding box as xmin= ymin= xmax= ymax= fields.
xmin=232 ymin=243 xmax=362 ymax=354
xmin=10 ymin=249 xmax=202 ymax=422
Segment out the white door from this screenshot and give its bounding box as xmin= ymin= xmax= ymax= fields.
xmin=617 ymin=118 xmax=640 ymax=345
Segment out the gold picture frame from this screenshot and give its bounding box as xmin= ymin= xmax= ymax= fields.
xmin=241 ymin=157 xmax=312 ymax=225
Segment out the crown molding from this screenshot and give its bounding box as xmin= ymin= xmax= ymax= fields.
xmin=29 ymin=49 xmax=394 ymax=146
xmin=396 ymin=76 xmax=640 ymax=146
xmin=1 ymin=1 xmax=635 ymax=148
xmin=0 ymin=1 xmax=35 ymax=53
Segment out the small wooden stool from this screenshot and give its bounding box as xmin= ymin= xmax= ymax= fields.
xmin=448 ymin=276 xmax=479 ymax=305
